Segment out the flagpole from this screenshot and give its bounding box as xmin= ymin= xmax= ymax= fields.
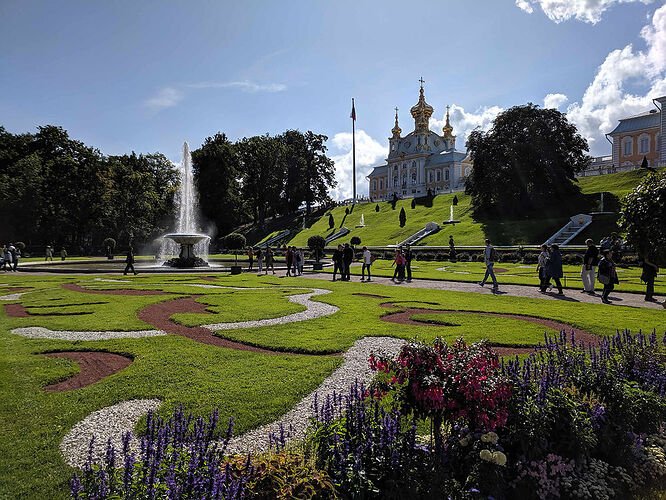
xmin=352 ymin=97 xmax=356 ymax=201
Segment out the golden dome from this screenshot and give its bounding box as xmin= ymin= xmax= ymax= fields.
xmin=391 ymin=107 xmax=402 ymax=138
xmin=442 ymin=105 xmax=456 ymax=139
xmin=410 ymin=84 xmax=434 ymax=132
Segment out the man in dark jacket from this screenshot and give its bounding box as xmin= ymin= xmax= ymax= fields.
xmin=541 ymin=244 xmax=563 ymax=295
xmin=124 ymin=247 xmax=137 ymax=275
xmin=343 ymin=243 xmax=354 ymax=281
xmin=332 ymin=245 xmax=344 ymax=281
xmin=404 ymin=244 xmax=414 ymax=281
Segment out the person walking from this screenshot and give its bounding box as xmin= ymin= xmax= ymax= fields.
xmin=285 ymin=247 xmax=294 ymax=277
xmin=580 ymin=239 xmax=599 ymax=294
xmin=449 ymin=235 xmax=456 ymax=261
xmin=640 ymin=256 xmax=659 ymax=302
xmin=45 ymin=245 xmax=53 ymax=262
xmin=542 ymin=244 xmax=564 ymax=295
xmin=124 ymin=247 xmax=137 ymax=275
xmin=361 ymin=246 xmax=373 ymax=281
xmin=265 ymin=247 xmax=275 ymax=275
xmin=332 ymin=244 xmax=344 ymax=281
xmin=2 ymin=245 xmax=12 ymax=272
xmin=297 ymin=248 xmax=304 ymax=275
xmin=536 ymin=244 xmax=549 ymax=293
xmin=256 ymin=248 xmax=263 ymax=274
xmin=294 ymin=248 xmax=302 ymax=276
xmin=60 ymin=247 xmax=67 ymax=261
xmin=248 ymin=248 xmax=254 ymax=271
xmin=291 ymin=247 xmax=298 ymax=276
xmin=404 ymin=244 xmax=413 ymax=281
xmin=10 ymin=244 xmax=20 ymax=272
xmin=343 ymin=243 xmax=354 ymax=281
xmin=598 ymin=249 xmax=619 ymax=304
xmin=478 ymin=239 xmax=499 ymax=291
xmin=391 ymin=248 xmax=406 ymax=282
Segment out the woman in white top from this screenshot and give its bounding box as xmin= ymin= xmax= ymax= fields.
xmin=361 ymin=246 xmax=373 ymax=281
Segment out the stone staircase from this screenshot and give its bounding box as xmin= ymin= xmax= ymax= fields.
xmin=258 ymin=230 xmax=290 ymax=248
xmin=393 ymin=222 xmax=440 ymax=247
xmin=545 ymin=214 xmax=593 ymax=246
xmin=325 ymin=227 xmax=350 ymax=244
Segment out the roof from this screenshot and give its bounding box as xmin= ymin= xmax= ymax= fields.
xmin=367 ymin=165 xmax=388 ymax=178
xmin=609 ymin=109 xmax=660 ymax=135
xmin=425 ymin=150 xmax=467 ymax=166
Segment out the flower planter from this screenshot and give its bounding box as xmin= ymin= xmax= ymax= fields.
xmin=230 ymin=265 xmax=242 ymax=275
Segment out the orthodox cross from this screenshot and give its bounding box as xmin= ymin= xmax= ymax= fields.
xmin=419 ymin=77 xmax=425 ymax=88
xmin=394 ymin=106 xmax=399 ymax=116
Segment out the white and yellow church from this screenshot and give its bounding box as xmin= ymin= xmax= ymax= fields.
xmin=367 ymin=82 xmax=472 ymax=201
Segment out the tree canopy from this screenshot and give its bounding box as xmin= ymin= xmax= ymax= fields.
xmin=464 ymin=104 xmax=590 ymax=218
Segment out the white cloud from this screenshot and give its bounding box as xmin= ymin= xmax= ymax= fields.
xmin=144 ymin=87 xmax=184 ymax=111
xmin=515 ymin=0 xmax=654 ymax=24
xmin=328 ymin=130 xmax=388 ymax=200
xmin=564 ymin=3 xmax=666 ymax=154
xmin=544 ymin=93 xmax=569 ymax=109
xmin=430 ymin=104 xmax=504 ymax=146
xmin=144 ymin=80 xmax=286 ymax=113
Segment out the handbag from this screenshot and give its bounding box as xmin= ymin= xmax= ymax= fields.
xmin=597 ymin=270 xmax=610 ymax=285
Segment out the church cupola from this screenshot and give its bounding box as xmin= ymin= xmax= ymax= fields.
xmin=410 ymin=78 xmax=434 ymax=133
xmin=391 ymin=107 xmax=402 ymax=139
xmin=442 ymin=105 xmax=456 ymax=149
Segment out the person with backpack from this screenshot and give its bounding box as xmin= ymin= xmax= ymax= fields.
xmin=478 ymin=239 xmax=499 ymax=291
xmin=404 ymin=244 xmax=414 ymax=281
xmin=580 ymin=239 xmax=599 ymax=294
xmin=597 ymin=249 xmax=619 ymax=304
xmin=361 ymin=246 xmax=373 ymax=281
xmin=124 ymin=247 xmax=137 ymax=275
xmin=343 ymin=243 xmax=354 ymax=281
xmin=541 ymin=244 xmax=564 ymax=295
xmin=332 ymin=244 xmax=344 ymax=281
xmin=640 ymin=256 xmax=659 ymax=302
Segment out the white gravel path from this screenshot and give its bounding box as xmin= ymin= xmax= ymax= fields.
xmin=60 ymin=399 xmax=162 ymax=469
xmin=11 ymin=326 xmax=166 ymax=341
xmin=0 ymin=292 xmax=29 ymax=301
xmin=60 ymin=337 xmax=405 ymax=467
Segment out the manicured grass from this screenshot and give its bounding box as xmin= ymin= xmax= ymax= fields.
xmin=577 ymin=167 xmax=665 ymax=199
xmin=1 ymin=272 xmax=664 ymax=498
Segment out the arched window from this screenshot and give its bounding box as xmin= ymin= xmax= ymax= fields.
xmin=622 ymin=138 xmax=633 ymax=156
xmin=638 ymin=133 xmax=650 ymax=154
xmin=379 ymin=179 xmax=383 ymax=190
xmin=373 ymin=180 xmax=377 ymax=191
xmin=428 ymin=171 xmax=433 ymax=183
xmin=412 ymin=172 xmax=417 ymax=184
xmin=436 ymin=170 xmax=441 ymax=182
xmin=412 ymin=161 xmax=416 ymax=168
xmin=445 ymin=169 xmax=449 ymax=181
xmin=464 ymin=167 xmax=471 ymax=177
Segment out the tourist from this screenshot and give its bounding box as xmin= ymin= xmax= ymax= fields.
xmin=581 ymin=238 xmax=599 ymax=294
xmin=265 ymin=247 xmax=275 ymax=274
xmin=391 ymin=248 xmax=406 ymax=282
xmin=294 ymin=247 xmax=302 ymax=276
xmin=60 ymin=247 xmax=67 ymax=261
xmin=598 ymin=249 xmax=619 ymax=304
xmin=536 ymin=244 xmax=549 ymax=293
xmin=2 ymin=245 xmax=11 ymax=272
xmin=449 ymin=235 xmax=456 ymax=261
xmin=478 ymin=239 xmax=499 ymax=290
xmin=361 ymin=246 xmax=372 ymax=281
xmin=291 ymin=246 xmax=299 ymax=276
xmin=45 ymin=245 xmax=53 ymax=262
xmin=640 ymin=256 xmax=659 ymax=302
xmin=124 ymin=247 xmax=137 ymax=275
xmin=256 ymin=248 xmax=263 ymax=274
xmin=297 ymin=248 xmax=304 ymax=275
xmin=542 ymin=244 xmax=564 ymax=295
xmin=247 ymin=247 xmax=254 ymax=271
xmin=404 ymin=244 xmax=413 ymax=281
xmin=10 ymin=244 xmax=20 ymax=272
xmin=343 ymin=243 xmax=354 ymax=281
xmin=285 ymin=246 xmax=294 ymax=277
xmin=332 ymin=244 xmax=344 ymax=281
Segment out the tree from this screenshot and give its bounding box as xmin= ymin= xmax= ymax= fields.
xmin=465 ymin=104 xmax=590 ymax=218
xmin=619 ymin=171 xmax=666 ymax=265
xmin=328 ymin=213 xmax=335 ymax=229
xmin=223 ymin=232 xmax=247 ymax=265
xmin=375 ymin=204 xmax=380 ymax=212
xmin=350 ymin=236 xmax=361 ymax=246
xmin=307 ymin=235 xmax=326 ymax=262
xmin=191 ymin=133 xmax=243 ymax=235
xmin=399 ymin=207 xmax=406 ymax=227
xmin=411 ymin=199 xmax=416 ymax=209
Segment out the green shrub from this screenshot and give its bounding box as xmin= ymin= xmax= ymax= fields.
xmin=308 ymin=235 xmax=326 ymax=261
xmin=223 ymin=232 xmax=246 ymax=250
xmin=350 ymin=236 xmax=361 ymax=246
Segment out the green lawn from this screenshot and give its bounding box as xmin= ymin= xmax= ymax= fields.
xmin=1 ymin=272 xmax=665 ymax=498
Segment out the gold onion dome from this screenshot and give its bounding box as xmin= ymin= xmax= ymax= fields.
xmin=391 ymin=107 xmax=402 ymax=138
xmin=442 ymin=105 xmax=456 ymax=139
xmin=410 ymin=85 xmax=434 ymax=132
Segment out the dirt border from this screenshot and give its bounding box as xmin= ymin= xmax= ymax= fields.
xmin=41 ymin=351 xmax=132 ymax=391
xmin=62 ymin=283 xmax=168 ymax=295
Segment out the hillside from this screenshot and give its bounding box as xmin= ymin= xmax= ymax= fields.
xmin=278 ymin=168 xmax=662 ymax=248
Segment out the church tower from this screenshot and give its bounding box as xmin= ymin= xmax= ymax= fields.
xmin=388 ymin=107 xmax=401 ymax=157
xmin=410 ymin=78 xmax=434 ymax=151
xmin=441 ymin=105 xmax=456 ymax=150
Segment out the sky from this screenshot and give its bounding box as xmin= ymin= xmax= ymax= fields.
xmin=1 ymin=0 xmax=665 ymax=199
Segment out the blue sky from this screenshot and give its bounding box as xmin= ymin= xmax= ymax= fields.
xmin=2 ymin=0 xmax=665 ymax=198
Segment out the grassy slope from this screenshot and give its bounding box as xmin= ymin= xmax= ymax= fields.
xmin=286 ymin=169 xmax=662 ymax=247
xmin=1 ymin=273 xmax=664 ymax=497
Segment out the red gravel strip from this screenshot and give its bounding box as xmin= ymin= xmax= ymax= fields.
xmin=136 ymin=296 xmax=325 ymax=356
xmin=62 ymin=283 xmax=168 ymax=295
xmin=4 ymin=287 xmax=32 ymax=293
xmin=378 ymin=302 xmax=600 ymax=355
xmin=4 ymin=303 xmax=29 ymax=317
xmin=41 ymin=351 xmax=132 ymax=392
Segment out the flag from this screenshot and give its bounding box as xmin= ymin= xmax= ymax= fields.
xmin=350 ymin=99 xmax=356 ymax=121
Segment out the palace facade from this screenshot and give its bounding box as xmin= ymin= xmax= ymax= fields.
xmin=367 ymin=83 xmax=471 ymax=201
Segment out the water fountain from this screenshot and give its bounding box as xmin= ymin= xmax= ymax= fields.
xmin=355 ymin=214 xmax=366 ymax=228
xmin=162 ymin=142 xmax=210 ymax=267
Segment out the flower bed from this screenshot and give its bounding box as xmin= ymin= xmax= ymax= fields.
xmin=71 ymin=330 xmax=666 ymax=499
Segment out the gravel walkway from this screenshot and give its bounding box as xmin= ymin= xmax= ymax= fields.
xmin=60 ymin=337 xmax=405 ymax=467
xmin=11 ymin=326 xmax=166 ymax=341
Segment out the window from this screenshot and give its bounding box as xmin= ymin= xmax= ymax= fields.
xmin=411 ymin=172 xmax=417 ymax=184
xmin=373 ymin=180 xmax=377 ymax=191
xmin=464 ymin=167 xmax=471 ymax=176
xmin=379 ymin=179 xmax=383 ymax=190
xmin=428 ymin=171 xmax=433 ymax=183
xmin=639 ymin=138 xmax=649 ymax=154
xmin=436 ymin=170 xmax=441 ymax=182
xmin=393 ymin=176 xmax=398 ymax=186
xmin=412 ymin=161 xmax=416 ymax=168
xmin=623 ymin=140 xmax=633 ymax=156
xmin=445 ymin=169 xmax=449 ymax=181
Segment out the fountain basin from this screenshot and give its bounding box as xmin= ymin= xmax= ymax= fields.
xmin=162 ymin=233 xmax=210 ymax=268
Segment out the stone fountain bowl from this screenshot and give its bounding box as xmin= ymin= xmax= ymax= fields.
xmin=163 ymin=233 xmax=210 ymax=245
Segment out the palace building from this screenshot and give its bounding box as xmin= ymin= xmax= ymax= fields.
xmin=367 ymin=82 xmax=471 ymax=201
xmin=606 ymin=96 xmax=666 ymax=171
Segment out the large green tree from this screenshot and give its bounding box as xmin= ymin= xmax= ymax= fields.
xmin=619 ymin=170 xmax=666 ymax=265
xmin=191 ymin=133 xmax=243 ymax=235
xmin=465 ymin=104 xmax=590 ymax=217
